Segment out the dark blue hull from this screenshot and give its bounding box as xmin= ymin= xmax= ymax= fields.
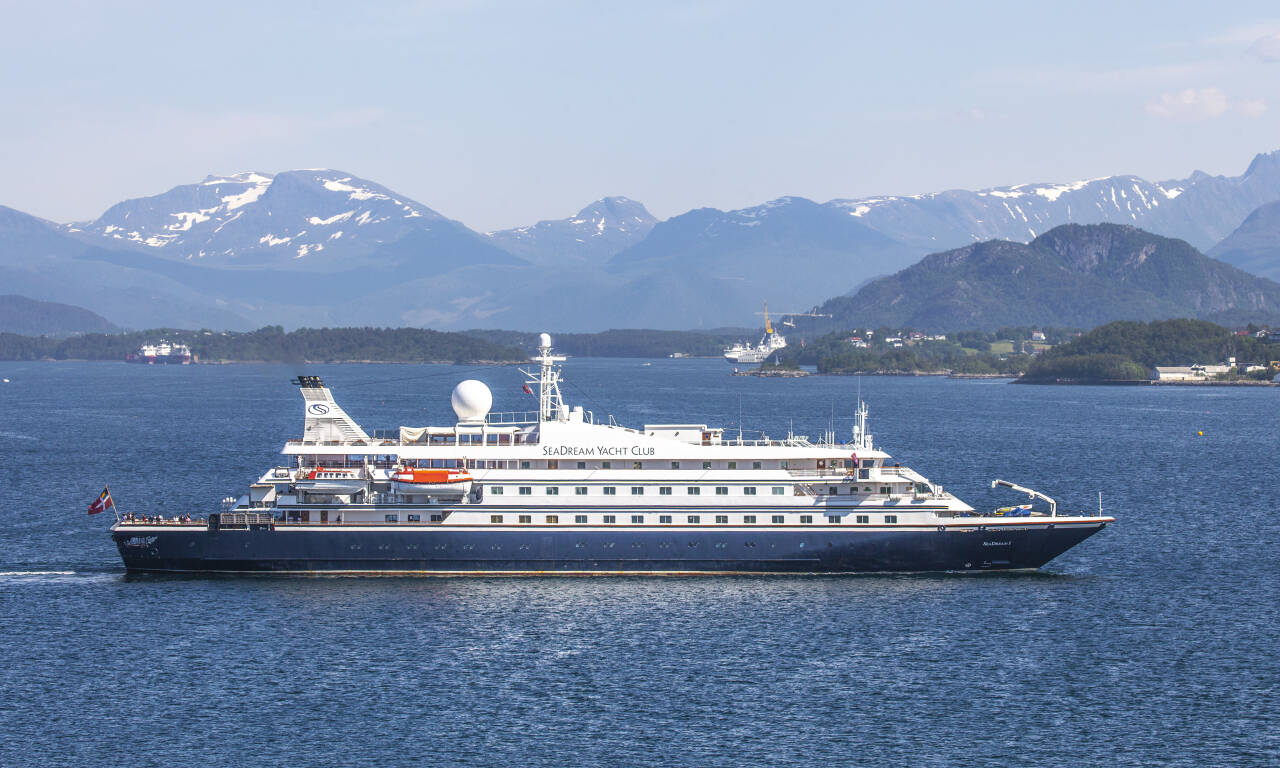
xmin=113 ymin=520 xmax=1108 ymax=574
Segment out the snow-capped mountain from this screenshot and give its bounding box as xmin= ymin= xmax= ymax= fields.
xmin=72 ymin=169 xmax=515 ymax=271
xmin=8 ymin=150 xmax=1280 ymax=332
xmin=487 ymin=196 xmax=657 ymax=264
xmin=829 ymin=150 xmax=1280 ymax=253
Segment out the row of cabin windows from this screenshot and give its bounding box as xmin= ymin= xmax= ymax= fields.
xmin=465 ymin=460 xmax=868 ymax=471
xmin=486 ymin=514 xmax=901 ymax=525
xmin=491 ymin=485 xmax=787 ymax=496
xmin=361 ymin=512 xmax=900 ymax=525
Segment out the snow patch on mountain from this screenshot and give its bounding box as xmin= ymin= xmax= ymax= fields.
xmin=308 ymin=211 xmax=354 ymax=226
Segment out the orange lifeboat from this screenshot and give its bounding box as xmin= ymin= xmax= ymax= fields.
xmin=391 ymin=467 xmax=473 ymax=496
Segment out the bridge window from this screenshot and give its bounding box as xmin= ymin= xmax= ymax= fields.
xmin=518 ymin=486 xmax=531 ymax=495
xmin=659 ymin=515 xmax=672 ymax=524
xmin=772 ymin=515 xmax=784 ymax=524
xmin=744 ymin=515 xmax=756 ymax=524
xmin=575 ymin=515 xmax=588 ymax=524
xmin=491 ymin=515 xmax=504 ymax=523
xmin=430 ymin=514 xmax=443 ymax=522
xmin=687 ymin=487 xmax=701 ymax=495
xmin=800 ymin=515 xmax=813 ymax=524
xmin=603 ymin=515 xmax=616 ymax=523
xmin=575 ymin=486 xmax=588 ymax=496
xmin=827 ymin=515 xmax=841 ymax=524
xmin=519 ymin=515 xmax=532 ymax=524
xmin=744 ymin=487 xmax=757 ymax=496
xmin=546 ymin=515 xmax=559 ymax=524
xmin=546 ymin=486 xmax=559 ymax=495
xmin=856 ymin=515 xmax=869 ymax=524
xmin=604 ymin=487 xmax=617 ymax=496
xmin=885 ymin=515 xmax=898 ymax=524
xmin=659 ymin=486 xmax=672 ymax=495
xmin=715 ymin=487 xmax=728 ymax=495
xmin=772 ymin=487 xmax=786 ymax=495
xmin=716 ymin=515 xmax=728 ymax=524
xmin=631 ymin=515 xmax=644 ymax=524
xmin=688 ymin=515 xmax=701 ymax=524
xmin=631 ymin=487 xmax=644 ymax=495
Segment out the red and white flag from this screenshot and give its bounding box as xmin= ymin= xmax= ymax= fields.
xmin=522 ymin=383 xmax=533 ymax=395
xmin=87 ymin=486 xmax=114 ymax=515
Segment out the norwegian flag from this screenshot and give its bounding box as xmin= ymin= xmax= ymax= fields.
xmin=522 ymin=383 xmax=533 ymax=395
xmin=87 ymin=486 xmax=114 ymax=515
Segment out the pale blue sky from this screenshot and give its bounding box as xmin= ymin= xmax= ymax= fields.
xmin=3 ymin=0 xmax=1279 ymax=231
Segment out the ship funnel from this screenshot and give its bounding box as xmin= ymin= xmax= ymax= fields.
xmin=295 ymin=378 xmax=371 ymax=444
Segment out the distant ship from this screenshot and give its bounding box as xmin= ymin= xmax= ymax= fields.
xmin=723 ymin=303 xmax=786 ymax=364
xmin=110 ymin=332 xmax=1113 ymax=574
xmin=125 ymin=341 xmax=192 ymax=365
xmin=722 ymin=304 xmax=830 ymax=365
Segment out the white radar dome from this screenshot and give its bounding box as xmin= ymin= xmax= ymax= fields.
xmin=539 ymin=332 xmax=552 ymax=348
xmin=451 ymin=380 xmax=493 ymax=422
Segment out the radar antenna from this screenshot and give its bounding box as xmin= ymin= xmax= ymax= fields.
xmin=520 ymin=332 xmax=567 ymax=421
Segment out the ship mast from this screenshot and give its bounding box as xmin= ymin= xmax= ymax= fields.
xmin=528 ymin=332 xmax=566 ymax=421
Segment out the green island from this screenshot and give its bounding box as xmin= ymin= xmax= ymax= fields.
xmin=1018 ymin=319 xmax=1277 ymax=384
xmin=774 ymin=326 xmax=1076 ymax=376
xmin=0 ymin=326 xmax=527 ymax=364
xmin=1 ymin=320 xmax=1274 ymax=384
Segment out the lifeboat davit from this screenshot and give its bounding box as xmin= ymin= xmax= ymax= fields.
xmin=295 ymin=467 xmax=368 ymax=494
xmin=392 ymin=468 xmax=473 ymax=496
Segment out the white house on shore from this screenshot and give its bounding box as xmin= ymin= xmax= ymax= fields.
xmin=1152 ymin=363 xmax=1234 ymax=381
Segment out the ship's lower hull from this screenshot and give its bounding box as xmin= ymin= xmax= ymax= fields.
xmin=125 ymin=355 xmax=191 ymax=365
xmin=112 ymin=520 xmax=1108 ymax=574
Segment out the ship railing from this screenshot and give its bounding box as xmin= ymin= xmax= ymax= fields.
xmin=486 ymin=410 xmax=541 ymax=425
xmin=785 ymin=468 xmax=856 ymax=477
xmin=880 ymin=466 xmax=929 ymax=483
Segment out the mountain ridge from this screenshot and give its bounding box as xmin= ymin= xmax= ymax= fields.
xmin=811 ymin=223 xmax=1280 ymax=331
xmin=1209 ymin=199 xmax=1280 ymax=282
xmin=2 ymin=150 xmax=1278 ymax=331
xmin=0 ymin=294 xmax=119 ymax=336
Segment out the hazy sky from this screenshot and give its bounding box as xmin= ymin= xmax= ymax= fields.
xmin=3 ymin=1 xmax=1280 ymax=231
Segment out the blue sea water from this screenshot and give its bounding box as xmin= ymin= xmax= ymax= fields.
xmin=0 ymin=359 xmax=1276 ymax=767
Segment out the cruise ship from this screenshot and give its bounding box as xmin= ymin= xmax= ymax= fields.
xmin=111 ymin=334 xmax=1112 ymax=574
xmin=125 ymin=341 xmax=193 ymax=365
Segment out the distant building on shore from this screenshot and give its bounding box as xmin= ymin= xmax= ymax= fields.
xmin=1152 ymin=363 xmax=1234 ymax=381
